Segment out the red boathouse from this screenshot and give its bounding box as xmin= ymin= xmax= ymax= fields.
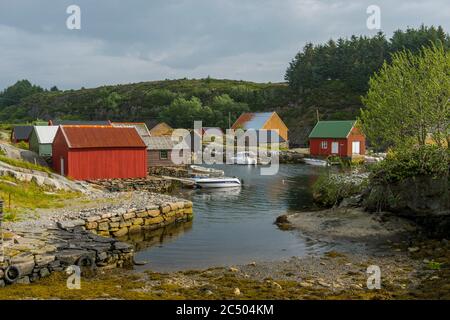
xmin=52 ymin=126 xmax=147 ymax=180
xmin=308 ymin=120 xmax=366 ymax=158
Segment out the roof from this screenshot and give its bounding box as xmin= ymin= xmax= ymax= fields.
xmin=33 ymin=126 xmax=59 ymax=144
xmin=231 ymin=112 xmax=275 ymax=130
xmin=143 ymin=136 xmax=177 ymax=150
xmin=49 ymin=120 xmax=111 ymax=126
xmin=112 ymin=122 xmax=151 ymax=138
xmin=60 ymin=126 xmax=146 ymax=149
xmin=308 ymin=121 xmax=356 ymax=139
xmin=12 ymin=126 xmax=33 ymax=140
xmin=149 ymin=122 xmax=174 ymax=136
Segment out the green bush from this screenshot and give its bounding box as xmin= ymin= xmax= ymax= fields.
xmin=370 ymin=145 xmax=449 ymax=184
xmin=312 ymin=172 xmax=368 ymax=207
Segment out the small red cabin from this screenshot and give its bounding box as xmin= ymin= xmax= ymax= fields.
xmin=52 ymin=126 xmax=147 ymax=180
xmin=309 ymin=120 xmax=365 ymax=158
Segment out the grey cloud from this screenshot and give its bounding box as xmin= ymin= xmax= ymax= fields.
xmin=0 ymin=0 xmax=449 ymax=89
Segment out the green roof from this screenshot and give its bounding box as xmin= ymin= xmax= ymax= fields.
xmin=309 ymin=120 xmax=356 ymax=139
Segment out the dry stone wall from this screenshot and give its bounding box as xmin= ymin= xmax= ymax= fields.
xmin=78 ymin=201 xmax=193 ymax=238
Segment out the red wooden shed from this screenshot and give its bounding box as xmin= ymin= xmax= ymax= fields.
xmin=308 ymin=120 xmax=366 ymax=158
xmin=52 ymin=126 xmax=147 ymax=180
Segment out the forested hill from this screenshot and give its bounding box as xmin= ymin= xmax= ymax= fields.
xmin=1 ymin=25 xmax=448 ymax=146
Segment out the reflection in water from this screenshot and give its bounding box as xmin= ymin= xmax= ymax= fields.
xmin=133 ymin=164 xmax=333 ymax=272
xmin=119 ymin=221 xmax=193 ymax=252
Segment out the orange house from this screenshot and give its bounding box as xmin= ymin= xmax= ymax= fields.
xmin=231 ymin=112 xmax=289 ymax=147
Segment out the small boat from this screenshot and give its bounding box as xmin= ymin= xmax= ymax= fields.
xmin=303 ymin=158 xmax=329 ymax=167
xmin=190 ymin=165 xmax=224 ymax=177
xmin=231 ymin=151 xmax=257 ymax=165
xmin=194 ymin=177 xmax=242 ymax=188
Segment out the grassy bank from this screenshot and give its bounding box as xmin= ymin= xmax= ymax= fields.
xmin=0 ymin=176 xmax=79 ymax=221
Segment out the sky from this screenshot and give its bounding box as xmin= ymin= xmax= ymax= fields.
xmin=0 ymin=0 xmax=449 ymax=90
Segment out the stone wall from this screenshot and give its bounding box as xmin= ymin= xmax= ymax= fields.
xmin=0 ymin=227 xmax=134 ymax=287
xmin=79 ymin=201 xmax=193 ymax=238
xmin=88 ymin=177 xmax=174 ymax=193
xmin=148 ymin=166 xmax=190 ymax=177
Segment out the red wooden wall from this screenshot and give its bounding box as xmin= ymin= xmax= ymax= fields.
xmin=52 ymin=128 xmax=147 ymax=180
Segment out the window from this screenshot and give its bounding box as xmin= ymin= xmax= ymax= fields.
xmin=160 ymin=150 xmax=168 ymax=159
xmin=320 ymin=141 xmax=328 ymax=149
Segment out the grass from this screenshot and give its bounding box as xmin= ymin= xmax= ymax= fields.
xmin=0 ymin=176 xmax=79 ymax=220
xmin=0 ymin=269 xmax=396 ymax=300
xmin=0 ymin=155 xmax=53 ymax=174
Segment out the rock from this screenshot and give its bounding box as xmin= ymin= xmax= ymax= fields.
xmin=0 ymin=280 xmax=5 ymax=288
xmin=35 ymin=254 xmax=56 ymax=267
xmin=408 ymin=247 xmax=420 ymax=253
xmin=98 ymin=222 xmax=109 ymax=231
xmin=128 ymin=225 xmax=142 ymax=234
xmin=318 ymin=280 xmax=331 ymax=288
xmin=113 ymin=228 xmax=129 ymax=237
xmin=39 ymin=268 xmax=50 ymax=278
xmin=229 ymin=267 xmax=239 ymax=272
xmin=275 ymin=215 xmax=289 ymax=224
xmin=16 ymin=277 xmax=30 ymax=285
xmin=234 ymin=288 xmax=241 ymax=296
xmin=299 ymin=281 xmax=313 ymax=288
xmin=56 ymin=249 xmax=87 ymax=265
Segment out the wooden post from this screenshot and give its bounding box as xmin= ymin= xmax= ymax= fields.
xmin=316 ymin=109 xmax=320 ymax=123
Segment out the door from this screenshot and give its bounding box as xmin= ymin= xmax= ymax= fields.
xmin=60 ymin=157 xmax=65 ymax=175
xmin=352 ymin=141 xmax=361 ymax=154
xmin=331 ymin=142 xmax=339 ymax=154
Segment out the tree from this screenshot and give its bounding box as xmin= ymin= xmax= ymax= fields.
xmin=160 ymin=96 xmax=206 ymax=128
xmin=0 ymin=80 xmax=43 ymax=107
xmin=209 ymin=94 xmax=249 ymax=128
xmin=360 ymin=44 xmax=450 ymax=149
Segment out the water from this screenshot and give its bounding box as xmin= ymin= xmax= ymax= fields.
xmin=133 ymin=164 xmax=333 ymax=271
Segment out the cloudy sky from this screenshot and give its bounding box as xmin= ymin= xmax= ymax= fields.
xmin=0 ymin=0 xmax=449 ymax=90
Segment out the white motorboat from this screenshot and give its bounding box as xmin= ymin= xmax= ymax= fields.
xmin=194 ymin=177 xmax=242 ymax=188
xmin=303 ymin=158 xmax=329 ymax=167
xmin=190 ymin=165 xmax=224 ymax=177
xmin=231 ymin=151 xmax=257 ymax=165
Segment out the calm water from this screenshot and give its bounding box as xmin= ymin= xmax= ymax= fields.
xmin=132 ymin=164 xmax=333 ymax=271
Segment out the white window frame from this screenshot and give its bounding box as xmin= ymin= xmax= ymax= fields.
xmin=320 ymin=141 xmax=328 ymax=150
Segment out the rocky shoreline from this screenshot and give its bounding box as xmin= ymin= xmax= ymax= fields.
xmin=0 ymin=191 xmax=193 ymax=288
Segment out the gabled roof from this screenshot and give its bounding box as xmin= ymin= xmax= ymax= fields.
xmin=49 ymin=120 xmax=111 ymax=126
xmin=308 ymin=120 xmax=357 ymax=139
xmin=231 ymin=112 xmax=276 ymax=130
xmin=12 ymin=126 xmax=33 ymax=140
xmin=149 ymin=122 xmax=173 ymax=136
xmin=143 ymin=136 xmax=177 ymax=150
xmin=60 ymin=126 xmax=146 ymax=149
xmin=32 ymin=126 xmax=59 ymax=144
xmin=112 ymin=122 xmax=151 ymax=138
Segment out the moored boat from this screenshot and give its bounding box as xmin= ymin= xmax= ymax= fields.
xmin=194 ymin=177 xmax=242 ymax=188
xmin=303 ymin=158 xmax=329 ymax=167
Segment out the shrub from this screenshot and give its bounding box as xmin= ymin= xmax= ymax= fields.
xmin=370 ymin=145 xmax=449 ymax=184
xmin=312 ymin=171 xmax=368 ymax=207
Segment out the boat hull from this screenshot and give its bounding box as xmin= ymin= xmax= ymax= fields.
xmin=195 ymin=178 xmax=242 ymax=188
